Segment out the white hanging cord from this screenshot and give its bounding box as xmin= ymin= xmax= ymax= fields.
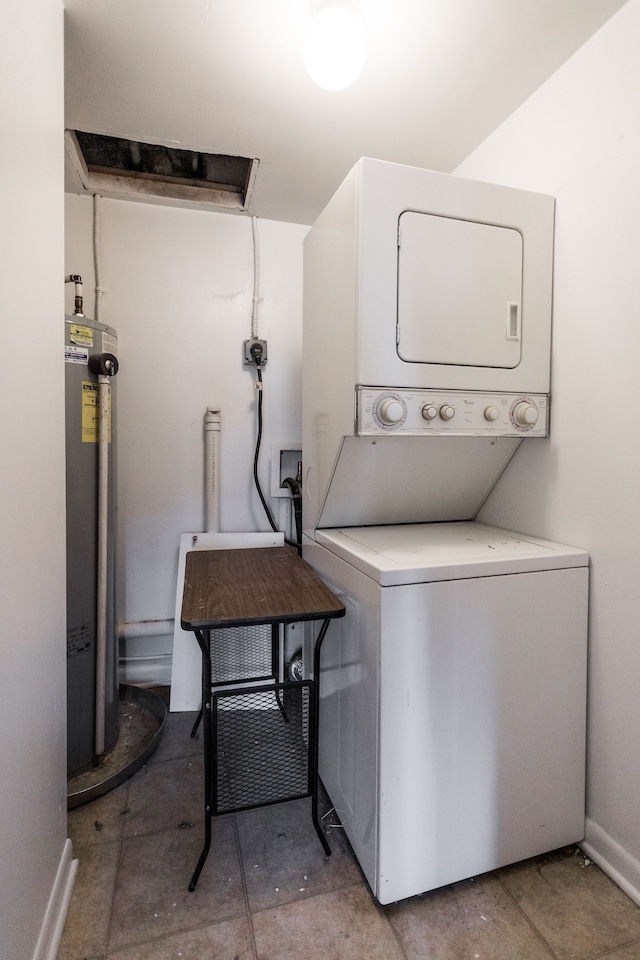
xmin=251 ymin=216 xmax=261 ymax=339
xmin=93 ymin=193 xmax=105 ymax=323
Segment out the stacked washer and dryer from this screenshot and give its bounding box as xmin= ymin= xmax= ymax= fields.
xmin=302 ymin=159 xmax=588 ymax=905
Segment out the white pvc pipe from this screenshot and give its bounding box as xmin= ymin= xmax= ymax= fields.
xmin=95 ymin=373 xmax=110 ymax=755
xmin=119 ymin=619 xmax=173 ymax=640
xmin=93 ymin=194 xmax=105 ymax=324
xmin=204 ymin=407 xmax=221 ymax=533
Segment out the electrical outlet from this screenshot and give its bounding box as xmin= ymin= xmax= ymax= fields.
xmin=244 ymin=338 xmax=268 ymax=365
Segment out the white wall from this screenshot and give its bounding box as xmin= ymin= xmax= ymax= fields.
xmin=65 ymin=196 xmax=308 ymax=680
xmin=0 ymin=2 xmax=76 ymax=959
xmin=456 ymin=0 xmax=640 ymax=904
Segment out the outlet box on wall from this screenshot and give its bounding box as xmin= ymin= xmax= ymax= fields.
xmin=271 ymin=442 xmax=302 ymax=497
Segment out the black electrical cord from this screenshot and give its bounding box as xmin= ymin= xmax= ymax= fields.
xmin=253 ymin=364 xmax=299 ymax=550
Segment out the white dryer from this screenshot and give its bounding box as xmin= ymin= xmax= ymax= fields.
xmin=302 ymin=157 xmax=555 ymax=536
xmin=304 ymin=522 xmax=588 ymax=905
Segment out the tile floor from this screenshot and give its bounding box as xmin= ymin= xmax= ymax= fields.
xmin=60 ymin=695 xmax=640 ymax=960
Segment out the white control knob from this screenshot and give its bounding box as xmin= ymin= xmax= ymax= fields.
xmin=439 ymin=404 xmax=455 ymax=421
xmin=377 ymin=398 xmax=405 ymax=425
xmin=484 ymin=406 xmax=500 ymax=422
xmin=513 ymin=400 xmax=539 ymax=427
xmin=422 ymin=404 xmax=438 ymax=421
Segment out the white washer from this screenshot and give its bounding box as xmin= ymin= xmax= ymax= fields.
xmin=303 ymin=521 xmax=588 ymax=905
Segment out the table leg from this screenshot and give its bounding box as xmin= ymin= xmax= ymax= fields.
xmin=189 ymin=629 xmax=213 ymax=891
xmin=273 ymin=622 xmax=289 ymax=722
xmin=190 ymin=706 xmax=203 ymax=739
xmin=311 ymin=619 xmax=331 ymax=856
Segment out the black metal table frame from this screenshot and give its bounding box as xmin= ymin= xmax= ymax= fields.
xmin=188 ymin=617 xmax=332 ymax=891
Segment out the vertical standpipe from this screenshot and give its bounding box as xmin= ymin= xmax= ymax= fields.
xmin=94 ymin=370 xmax=112 ymax=753
xmin=86 ymin=353 xmax=119 ymax=756
xmin=204 ymin=408 xmax=221 ymax=534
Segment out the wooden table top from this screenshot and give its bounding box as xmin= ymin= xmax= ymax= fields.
xmin=181 ymin=545 xmax=345 ymax=630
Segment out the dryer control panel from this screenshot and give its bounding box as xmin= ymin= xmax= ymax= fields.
xmin=356 ymin=387 xmax=549 ymax=437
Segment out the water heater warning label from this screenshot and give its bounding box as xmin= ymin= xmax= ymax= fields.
xmin=70 ymin=324 xmax=93 ymax=347
xmin=67 ymin=622 xmax=92 ymax=657
xmin=81 ymin=381 xmax=111 ymax=443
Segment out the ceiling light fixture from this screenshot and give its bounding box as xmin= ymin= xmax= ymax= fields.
xmin=304 ymin=2 xmax=366 ymax=92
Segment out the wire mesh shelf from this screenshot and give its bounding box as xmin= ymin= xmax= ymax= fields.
xmin=210 ymin=623 xmax=274 ymax=685
xmin=213 ymin=681 xmax=313 ymax=813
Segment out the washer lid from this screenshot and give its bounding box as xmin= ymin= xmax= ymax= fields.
xmin=315 ymin=522 xmax=588 ymax=586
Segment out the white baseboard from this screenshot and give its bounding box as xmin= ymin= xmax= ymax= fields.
xmin=32 ymin=839 xmax=78 ymax=960
xmin=582 ymin=817 xmax=640 ymax=907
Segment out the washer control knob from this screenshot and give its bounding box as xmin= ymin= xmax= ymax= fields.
xmin=484 ymin=406 xmax=500 ymax=422
xmin=513 ymin=400 xmax=539 ymax=427
xmin=421 ymin=404 xmax=438 ymax=421
xmin=377 ymin=398 xmax=405 ymax=425
xmin=439 ymin=404 xmax=455 ymax=421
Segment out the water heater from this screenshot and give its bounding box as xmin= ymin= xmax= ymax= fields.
xmin=65 ymin=313 xmax=119 ymax=777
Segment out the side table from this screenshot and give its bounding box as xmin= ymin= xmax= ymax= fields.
xmin=180 ymin=545 xmax=345 ymax=890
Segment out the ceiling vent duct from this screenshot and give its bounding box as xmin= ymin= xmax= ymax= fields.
xmin=65 ymin=130 xmax=259 ymax=212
